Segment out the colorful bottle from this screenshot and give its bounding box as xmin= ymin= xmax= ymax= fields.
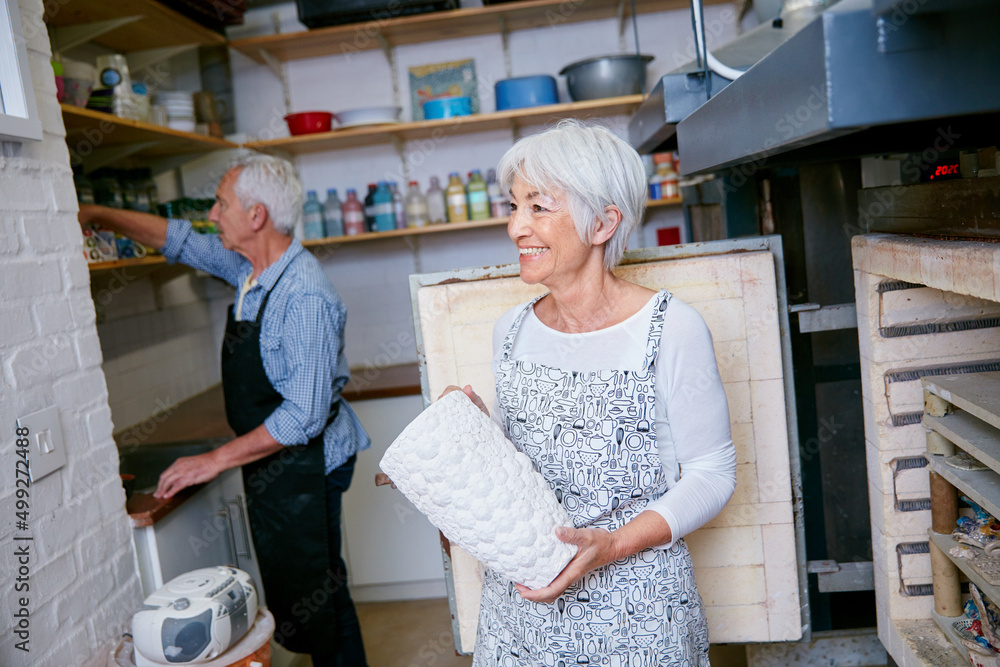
xmin=364 ymin=183 xmax=378 ymax=232
xmin=405 ymin=180 xmax=429 ymax=228
xmin=446 ymin=172 xmax=469 ymax=223
xmin=342 ymin=189 xmax=366 ymax=236
xmin=303 ymin=190 xmax=325 ymax=239
xmin=467 ymin=169 xmax=490 ymax=220
xmin=426 ymin=176 xmax=446 ymax=225
xmin=373 ymin=181 xmax=396 ymax=232
xmin=389 ymin=181 xmax=407 ymax=230
xmin=661 ymin=160 xmax=680 ymax=200
xmin=324 ymin=188 xmax=344 ymax=237
xmin=487 ymin=168 xmax=507 ymax=218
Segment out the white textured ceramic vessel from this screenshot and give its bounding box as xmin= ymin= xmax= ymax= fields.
xmin=380 ymin=390 xmax=577 ymax=589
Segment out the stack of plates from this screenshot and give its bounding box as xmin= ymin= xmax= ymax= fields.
xmin=153 ymin=91 xmax=196 ymax=133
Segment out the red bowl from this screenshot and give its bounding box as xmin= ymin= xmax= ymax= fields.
xmin=284 ymin=111 xmax=335 ymax=135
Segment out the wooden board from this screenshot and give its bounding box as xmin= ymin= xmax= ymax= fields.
xmin=62 ymin=104 xmax=238 ymax=159
xmin=45 ymin=0 xmax=225 ymax=52
xmin=244 ymin=96 xmax=644 ymax=154
xmin=230 ymin=0 xmax=727 ymax=63
xmin=411 ymin=238 xmax=804 ymax=651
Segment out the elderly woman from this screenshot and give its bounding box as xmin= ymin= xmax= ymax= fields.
xmin=455 ymin=121 xmax=736 ymax=665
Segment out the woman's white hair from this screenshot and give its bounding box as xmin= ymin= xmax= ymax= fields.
xmin=229 ymin=154 xmax=302 ymax=236
xmin=496 ymin=119 xmax=647 ymax=270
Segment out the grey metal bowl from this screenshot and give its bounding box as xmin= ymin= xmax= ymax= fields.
xmin=559 ymin=54 xmax=654 ymax=101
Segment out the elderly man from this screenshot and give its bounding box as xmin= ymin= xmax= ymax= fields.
xmin=79 ymin=154 xmax=370 ymax=666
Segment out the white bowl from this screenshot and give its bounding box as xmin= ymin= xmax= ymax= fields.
xmin=167 ymin=119 xmax=196 ymax=133
xmin=334 ymin=106 xmax=401 ymax=129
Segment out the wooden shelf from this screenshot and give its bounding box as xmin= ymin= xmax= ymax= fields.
xmin=45 ymin=0 xmax=225 ymax=52
xmin=302 ymin=217 xmax=508 ymax=246
xmin=646 ymin=196 xmax=682 ymax=208
xmin=230 ymin=0 xmax=725 ymax=63
xmin=243 ymin=96 xmax=644 ymax=154
xmin=62 ymin=105 xmax=239 ymax=162
xmin=88 ymin=254 xmax=166 ymax=274
xmin=89 ymin=197 xmax=680 ymax=272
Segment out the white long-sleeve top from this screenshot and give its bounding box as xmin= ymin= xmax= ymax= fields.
xmin=492 ymin=292 xmax=737 ymax=547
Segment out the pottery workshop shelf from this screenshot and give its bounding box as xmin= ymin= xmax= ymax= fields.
xmin=229 ymin=0 xmax=727 ymax=63
xmin=924 ymin=372 xmax=1000 ymax=665
xmin=242 ymin=96 xmax=645 ymax=154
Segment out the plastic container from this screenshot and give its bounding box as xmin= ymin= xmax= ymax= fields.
xmin=324 ymin=188 xmax=344 ymax=237
xmin=284 ymin=111 xmax=334 ymax=135
xmin=303 ymin=190 xmax=326 ymax=239
xmin=62 ymin=59 xmax=96 ymax=108
xmin=426 ymin=176 xmax=447 ymax=225
xmin=373 ymin=181 xmax=396 ymax=232
xmin=467 ymin=170 xmax=489 ymax=220
xmin=494 ymin=75 xmax=558 ymax=110
xmin=342 ymin=189 xmax=366 ymax=236
xmin=446 ymin=173 xmax=469 ymax=223
xmin=422 ymin=96 xmax=472 ymax=120
xmin=405 ymin=181 xmax=429 ymax=228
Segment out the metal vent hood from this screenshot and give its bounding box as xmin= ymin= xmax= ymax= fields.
xmin=629 ymin=2 xmax=825 ymax=155
xmin=635 ymin=0 xmax=1000 ymax=175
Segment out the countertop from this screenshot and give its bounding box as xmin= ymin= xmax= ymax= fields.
xmin=118 ymin=363 xmax=421 ymax=526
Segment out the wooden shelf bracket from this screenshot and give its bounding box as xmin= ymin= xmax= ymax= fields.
xmin=498 ymin=16 xmax=512 ymax=79
xmin=377 ymin=34 xmax=402 ymax=110
xmin=74 ymin=141 xmax=159 ymax=173
xmin=257 ymin=48 xmax=291 ymax=115
xmin=127 ymin=45 xmax=200 ymax=77
xmin=49 ymin=16 xmax=142 ymax=53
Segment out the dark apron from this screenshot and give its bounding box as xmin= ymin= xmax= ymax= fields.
xmin=221 ymin=270 xmax=337 ymax=655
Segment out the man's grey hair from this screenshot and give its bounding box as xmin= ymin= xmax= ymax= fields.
xmin=229 ymin=154 xmax=302 ymax=236
xmin=496 ymin=119 xmax=647 ymax=270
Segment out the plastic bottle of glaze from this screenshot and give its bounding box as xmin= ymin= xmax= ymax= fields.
xmin=324 ymin=188 xmax=344 ymax=237
xmin=426 ymin=176 xmax=446 ymax=225
xmin=446 ymin=172 xmax=468 ymax=223
xmin=342 ymin=189 xmax=366 ymax=236
xmin=389 ymin=182 xmax=407 ymax=229
xmin=373 ymin=181 xmax=396 ymax=232
xmin=487 ymin=168 xmax=507 ymax=218
xmin=467 ymin=169 xmax=489 ymax=220
xmin=405 ymin=181 xmax=429 ymax=228
xmin=364 ymin=183 xmax=377 ymax=232
xmin=303 ymin=190 xmax=325 ymax=239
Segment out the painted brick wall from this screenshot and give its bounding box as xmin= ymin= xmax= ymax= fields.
xmin=0 ymin=0 xmax=144 ymax=663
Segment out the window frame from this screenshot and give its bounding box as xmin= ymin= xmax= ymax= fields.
xmin=0 ymin=0 xmax=42 ymax=142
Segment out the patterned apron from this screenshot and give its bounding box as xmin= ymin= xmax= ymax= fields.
xmin=473 ymin=290 xmax=710 ymax=667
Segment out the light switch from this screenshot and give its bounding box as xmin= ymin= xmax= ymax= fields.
xmin=16 ymin=406 xmax=67 ymax=482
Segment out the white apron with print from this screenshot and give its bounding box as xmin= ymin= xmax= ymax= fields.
xmin=473 ymin=290 xmax=710 ymax=667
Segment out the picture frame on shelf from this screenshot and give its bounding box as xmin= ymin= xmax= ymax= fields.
xmin=408 ymin=59 xmax=479 ymax=121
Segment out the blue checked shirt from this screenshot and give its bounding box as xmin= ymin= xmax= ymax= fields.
xmin=162 ymin=219 xmax=371 ymax=474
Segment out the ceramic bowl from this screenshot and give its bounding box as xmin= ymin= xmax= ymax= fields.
xmin=284 ymin=111 xmax=335 ymax=135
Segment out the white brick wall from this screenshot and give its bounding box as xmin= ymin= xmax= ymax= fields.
xmin=0 ymin=0 xmax=143 ymax=663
